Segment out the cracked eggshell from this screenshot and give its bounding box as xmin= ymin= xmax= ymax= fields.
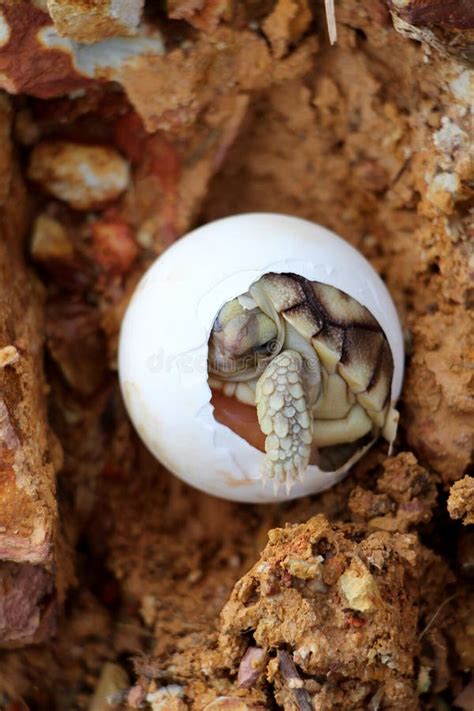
xmin=119 ymin=213 xmax=404 ymax=503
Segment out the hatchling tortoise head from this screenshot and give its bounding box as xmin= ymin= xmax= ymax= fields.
xmin=209 ymin=272 xmax=398 ymax=489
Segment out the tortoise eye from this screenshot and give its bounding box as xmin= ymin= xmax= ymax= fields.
xmin=253 ymin=337 xmax=280 ymax=357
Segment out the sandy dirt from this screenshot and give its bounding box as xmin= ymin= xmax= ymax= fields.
xmin=0 ymin=0 xmax=472 ymax=709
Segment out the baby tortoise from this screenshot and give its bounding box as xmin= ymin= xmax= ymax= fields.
xmin=209 ymin=273 xmax=398 ymax=487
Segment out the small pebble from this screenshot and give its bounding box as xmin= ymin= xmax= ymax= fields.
xmin=0 ymin=345 xmax=19 ymax=368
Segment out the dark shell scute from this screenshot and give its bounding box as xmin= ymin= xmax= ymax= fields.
xmin=283 ymin=302 xmax=323 ymax=338
xmin=311 ymin=282 xmax=380 ymax=330
xmin=259 ymin=273 xmax=306 ymax=311
xmin=339 ymin=327 xmax=385 ymax=393
xmin=361 ymin=340 xmax=394 ymax=412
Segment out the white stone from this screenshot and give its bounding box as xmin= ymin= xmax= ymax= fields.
xmin=0 ymin=11 xmax=10 ymax=47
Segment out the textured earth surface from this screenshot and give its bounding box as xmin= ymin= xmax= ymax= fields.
xmin=0 ymin=0 xmax=472 ymax=709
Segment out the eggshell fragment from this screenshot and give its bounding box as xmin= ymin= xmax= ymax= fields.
xmin=119 ymin=214 xmax=403 ymax=503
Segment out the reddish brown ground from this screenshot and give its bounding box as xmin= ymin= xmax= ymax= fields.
xmin=0 ymin=0 xmax=472 ymax=709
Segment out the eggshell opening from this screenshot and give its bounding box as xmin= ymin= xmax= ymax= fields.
xmin=118 ymin=213 xmax=404 ymax=503
xmin=210 ymin=390 xmax=266 ymax=453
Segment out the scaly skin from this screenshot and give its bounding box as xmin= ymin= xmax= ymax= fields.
xmin=209 ymin=273 xmax=396 ymax=489
xmin=255 ymin=350 xmax=314 ymax=487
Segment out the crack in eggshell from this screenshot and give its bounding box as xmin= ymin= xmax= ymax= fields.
xmin=119 ymin=214 xmax=404 ymax=503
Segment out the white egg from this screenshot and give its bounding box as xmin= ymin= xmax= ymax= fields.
xmin=119 ymin=213 xmax=404 ymax=503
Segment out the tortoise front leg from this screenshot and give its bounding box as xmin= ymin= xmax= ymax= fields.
xmin=256 ymin=350 xmax=315 ymax=489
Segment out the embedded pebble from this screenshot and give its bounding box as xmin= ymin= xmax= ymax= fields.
xmin=28 ymin=140 xmax=130 ymax=211
xmin=0 ymin=345 xmax=19 ymax=368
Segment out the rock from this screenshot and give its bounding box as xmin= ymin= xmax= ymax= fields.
xmin=338 ymin=557 xmax=382 ymax=613
xmin=0 ymin=2 xmax=164 ymax=99
xmin=28 ymin=141 xmax=130 ymax=210
xmin=203 ymin=698 xmax=264 ymax=711
xmin=237 ymin=647 xmax=266 ymax=689
xmin=0 ymin=345 xmax=19 ymax=368
xmin=220 ymin=515 xmax=422 ymax=709
xmin=147 ymin=685 xmax=186 ymax=711
xmin=46 ymin=0 xmax=144 ymax=43
xmin=448 ymin=476 xmax=474 ymax=525
xmin=89 ymin=662 xmax=129 ymax=711
xmin=31 ymin=214 xmax=75 ymax=262
xmin=387 ymin=0 xmax=474 ymax=65
xmin=91 ymin=217 xmax=137 ymax=275
xmin=0 ymin=96 xmax=62 ymax=647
